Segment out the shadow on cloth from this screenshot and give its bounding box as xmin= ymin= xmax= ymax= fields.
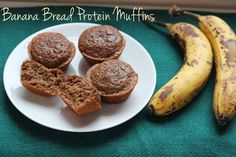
xmin=212 ymin=112 xmax=233 ymax=135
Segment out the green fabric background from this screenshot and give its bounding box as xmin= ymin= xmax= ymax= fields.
xmin=0 ymin=6 xmax=236 ymax=157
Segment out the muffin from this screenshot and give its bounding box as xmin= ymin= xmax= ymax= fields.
xmin=86 ymin=60 xmax=138 ymax=104
xmin=59 ymin=75 xmax=102 ymax=116
xmin=78 ymin=25 xmax=125 ymax=64
xmin=28 ymin=32 xmax=76 ymax=70
xmin=20 ymin=60 xmax=64 ymax=96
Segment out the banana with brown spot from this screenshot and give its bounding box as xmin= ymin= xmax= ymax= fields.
xmin=148 ymin=21 xmax=213 ymax=116
xmin=169 ymin=5 xmax=236 ymax=126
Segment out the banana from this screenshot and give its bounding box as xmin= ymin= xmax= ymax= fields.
xmin=169 ymin=5 xmax=236 ymax=126
xmin=148 ymin=21 xmax=213 ymax=116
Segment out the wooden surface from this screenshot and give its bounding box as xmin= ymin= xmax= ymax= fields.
xmin=0 ymin=0 xmax=236 ymax=13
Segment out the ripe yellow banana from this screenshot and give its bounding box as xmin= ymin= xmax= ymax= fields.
xmin=148 ymin=21 xmax=213 ymax=116
xmin=169 ymin=5 xmax=236 ymax=126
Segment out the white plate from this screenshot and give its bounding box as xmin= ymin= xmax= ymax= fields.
xmin=3 ymin=23 xmax=156 ymax=132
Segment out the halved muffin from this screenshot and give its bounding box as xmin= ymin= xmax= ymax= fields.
xmin=59 ymin=75 xmax=102 ymax=116
xmin=20 ymin=60 xmax=64 ymax=96
xmin=78 ymin=25 xmax=125 ymax=64
xmin=86 ymin=60 xmax=138 ymax=104
xmin=28 ymin=32 xmax=76 ymax=70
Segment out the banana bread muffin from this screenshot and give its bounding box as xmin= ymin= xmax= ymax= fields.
xmin=20 ymin=60 xmax=64 ymax=96
xmin=78 ymin=25 xmax=125 ymax=64
xmin=59 ymin=75 xmax=102 ymax=116
xmin=86 ymin=60 xmax=138 ymax=103
xmin=28 ymin=32 xmax=76 ymax=70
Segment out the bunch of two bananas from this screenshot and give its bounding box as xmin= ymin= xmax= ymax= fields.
xmin=148 ymin=5 xmax=236 ymax=126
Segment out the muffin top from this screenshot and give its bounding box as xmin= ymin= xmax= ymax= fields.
xmin=28 ymin=32 xmax=74 ymax=68
xmin=79 ymin=25 xmax=124 ymax=58
xmin=87 ymin=60 xmax=138 ymax=95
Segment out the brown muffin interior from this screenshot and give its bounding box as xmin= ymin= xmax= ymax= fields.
xmin=21 ymin=60 xmax=63 ymax=93
xmin=60 ymin=76 xmax=101 ymax=106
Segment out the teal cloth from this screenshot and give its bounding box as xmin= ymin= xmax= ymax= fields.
xmin=1 ymin=6 xmax=236 ymax=157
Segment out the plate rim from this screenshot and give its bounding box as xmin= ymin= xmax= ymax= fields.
xmin=3 ymin=22 xmax=157 ymax=132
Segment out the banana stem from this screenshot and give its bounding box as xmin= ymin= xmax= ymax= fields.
xmin=153 ymin=20 xmax=172 ymax=29
xmin=169 ymin=5 xmax=200 ymax=21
